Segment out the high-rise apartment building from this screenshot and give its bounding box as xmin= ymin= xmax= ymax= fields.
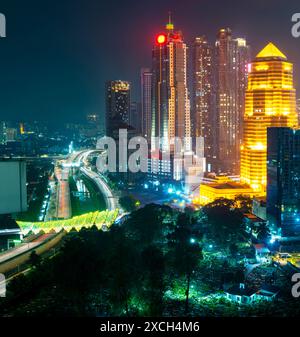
xmin=86 ymin=113 xmax=100 ymax=124
xmin=105 ymin=80 xmax=130 ymax=137
xmin=215 ymin=29 xmax=250 ymax=174
xmin=267 ymin=127 xmax=300 ymax=237
xmin=240 ymin=43 xmax=298 ymax=193
xmin=192 ymin=36 xmax=215 ymax=168
xmin=141 ymin=68 xmax=152 ymax=139
xmin=151 ymin=18 xmax=191 ymax=152
xmin=296 ymin=98 xmax=300 ymax=125
xmin=5 ymin=128 xmax=17 ymax=142
xmin=235 ymin=37 xmax=251 ymax=163
xmin=129 ymin=101 xmax=141 ymax=134
xmin=0 ymin=122 xmax=7 ymax=145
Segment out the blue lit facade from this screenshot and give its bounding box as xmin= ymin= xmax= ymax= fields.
xmin=267 ymin=127 xmax=300 ymax=237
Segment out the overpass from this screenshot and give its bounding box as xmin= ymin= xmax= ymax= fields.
xmin=0 ymin=208 xmax=123 ymax=275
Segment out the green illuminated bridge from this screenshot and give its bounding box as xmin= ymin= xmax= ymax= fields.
xmin=17 ymin=209 xmax=120 ymax=235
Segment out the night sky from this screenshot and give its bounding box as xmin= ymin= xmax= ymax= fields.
xmin=0 ymin=0 xmax=299 ymax=124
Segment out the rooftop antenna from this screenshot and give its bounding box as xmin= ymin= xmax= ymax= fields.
xmin=166 ymin=11 xmax=174 ymax=31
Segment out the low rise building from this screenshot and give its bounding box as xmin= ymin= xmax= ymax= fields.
xmin=225 ymin=283 xmax=279 ymax=304
xmin=252 ymin=197 xmax=267 ymax=220
xmin=196 ymin=176 xmax=259 ymax=205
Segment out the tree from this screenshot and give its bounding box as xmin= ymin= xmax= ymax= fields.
xmin=141 ymin=245 xmax=165 ymax=316
xmin=29 ymin=251 xmax=41 ymax=268
xmin=124 ymin=204 xmax=176 ymax=246
xmin=168 ymin=212 xmax=203 ymax=315
xmin=229 ymin=243 xmax=238 ymax=257
xmin=203 ymin=199 xmax=246 ymax=251
xmin=234 ymin=195 xmax=253 ymax=213
xmin=254 ymin=222 xmax=271 ymax=241
xmin=53 ymin=235 xmax=105 ymax=315
xmin=119 ymin=195 xmax=140 ymax=212
xmin=106 ymin=230 xmax=139 ymax=316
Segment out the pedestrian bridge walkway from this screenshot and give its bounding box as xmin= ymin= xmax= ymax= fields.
xmin=17 ymin=209 xmax=119 ymax=235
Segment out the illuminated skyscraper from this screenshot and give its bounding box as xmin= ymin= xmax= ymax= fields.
xmin=267 ymin=127 xmax=300 ymax=237
xmin=215 ymin=29 xmax=250 ymax=174
xmin=105 ymin=80 xmax=130 ymax=137
xmin=0 ymin=122 xmax=7 ymax=144
xmin=141 ymin=68 xmax=152 ymax=139
xmin=241 ymin=43 xmax=298 ymax=193
xmin=235 ymin=38 xmax=251 ymax=164
xmin=151 ymin=17 xmax=191 ymax=152
xmin=192 ymin=36 xmax=215 ymax=168
xmin=86 ymin=113 xmax=100 ymax=123
xmin=296 ymin=98 xmax=300 ymax=125
xmin=129 ymin=101 xmax=141 ymax=134
xmin=5 ymin=128 xmax=17 ymax=142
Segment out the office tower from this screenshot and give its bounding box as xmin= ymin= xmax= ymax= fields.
xmin=19 ymin=123 xmax=25 ymax=135
xmin=141 ymin=68 xmax=152 ymax=139
xmin=267 ymin=127 xmax=300 ymax=237
xmin=86 ymin=113 xmax=104 ymax=138
xmin=297 ymin=98 xmax=300 ymax=125
xmin=0 ymin=122 xmax=6 ymax=144
xmin=240 ymin=43 xmax=298 ymax=193
xmin=151 ymin=17 xmax=191 ymax=152
xmin=5 ymin=128 xmax=17 ymax=142
xmin=86 ymin=113 xmax=99 ymax=124
xmin=235 ymin=38 xmax=251 ymax=163
xmin=105 ymin=80 xmax=130 ymax=137
xmin=215 ymin=29 xmax=250 ymax=174
xmin=129 ymin=101 xmax=141 ymax=134
xmin=192 ymin=36 xmax=215 ymax=169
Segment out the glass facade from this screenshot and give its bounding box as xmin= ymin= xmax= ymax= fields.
xmin=267 ymin=127 xmax=300 ymax=237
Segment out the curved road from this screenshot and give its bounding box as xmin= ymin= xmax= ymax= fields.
xmin=69 ymin=150 xmax=118 ymax=211
xmin=80 ymin=167 xmax=117 ymax=211
xmin=0 ymin=233 xmax=57 ymax=264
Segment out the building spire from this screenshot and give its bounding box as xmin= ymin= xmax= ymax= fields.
xmin=166 ymin=11 xmax=174 ymax=31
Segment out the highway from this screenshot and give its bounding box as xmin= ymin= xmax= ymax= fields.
xmin=70 ymin=149 xmax=118 ymax=211
xmin=80 ymin=167 xmax=117 ymax=211
xmin=0 ymin=150 xmax=119 ymax=277
xmin=0 ymin=233 xmax=56 ymax=265
xmin=55 ymin=166 xmax=72 ymax=219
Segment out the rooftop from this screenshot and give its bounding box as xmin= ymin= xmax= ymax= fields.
xmin=244 ymin=213 xmax=265 ymax=223
xmin=256 ymin=42 xmax=287 ymax=60
xmin=205 ymin=182 xmax=252 ymax=190
xmin=226 ymin=284 xmax=256 ymax=297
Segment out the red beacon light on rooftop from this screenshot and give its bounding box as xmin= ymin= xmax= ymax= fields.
xmin=156 ymin=34 xmax=167 ymax=45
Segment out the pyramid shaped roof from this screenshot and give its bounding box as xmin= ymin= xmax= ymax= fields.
xmin=256 ymin=42 xmax=287 ymax=60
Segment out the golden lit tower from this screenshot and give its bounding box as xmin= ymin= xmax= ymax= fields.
xmin=240 ymin=42 xmax=298 ymax=193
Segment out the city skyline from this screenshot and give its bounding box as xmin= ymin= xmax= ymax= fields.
xmin=0 ymin=0 xmax=300 ymax=124
xmin=1 ymin=1 xmax=300 ymax=320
